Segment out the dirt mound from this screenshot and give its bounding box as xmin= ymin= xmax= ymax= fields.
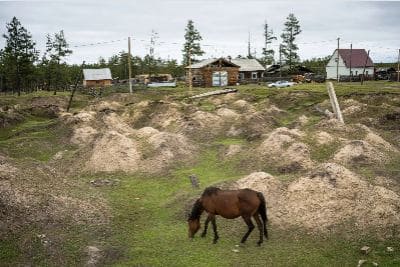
xmin=235 ymin=164 xmax=400 ymax=233
xmin=0 ymin=159 xmax=109 ymax=233
xmin=90 ymin=101 xmax=123 ymax=113
xmin=216 ymin=108 xmax=240 ymax=120
xmin=257 ymin=127 xmax=312 ymax=171
xmin=333 ymin=140 xmax=386 ymax=165
xmin=0 ymin=105 xmax=24 ymax=128
xmin=71 ymin=126 xmax=99 ymax=146
xmin=85 ymin=131 xmax=142 ymax=173
xmin=316 ymin=131 xmax=335 ymax=145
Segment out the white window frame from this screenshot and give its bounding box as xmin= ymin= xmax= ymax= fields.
xmin=251 ymin=72 xmax=258 ymax=79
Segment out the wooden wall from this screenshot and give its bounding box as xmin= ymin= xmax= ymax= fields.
xmin=186 ymin=67 xmax=239 ymax=87
xmin=84 ymin=79 xmax=112 ymax=87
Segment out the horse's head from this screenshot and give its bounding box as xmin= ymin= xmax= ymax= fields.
xmin=188 ymin=218 xmax=200 ymax=238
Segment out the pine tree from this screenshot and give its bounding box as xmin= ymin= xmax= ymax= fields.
xmin=182 ymin=20 xmax=204 ymax=66
xmin=280 ymin=13 xmax=302 ymax=70
xmin=50 ymin=30 xmax=72 ymax=94
xmin=1 ymin=17 xmax=38 ymax=95
xmin=261 ymin=21 xmax=277 ymax=66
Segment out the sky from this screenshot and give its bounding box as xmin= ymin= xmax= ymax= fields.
xmin=0 ymin=0 xmax=399 ymax=64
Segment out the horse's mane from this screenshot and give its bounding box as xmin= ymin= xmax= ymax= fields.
xmin=188 ymin=198 xmax=204 ymax=220
xmin=202 ymin=187 xmax=221 ymax=197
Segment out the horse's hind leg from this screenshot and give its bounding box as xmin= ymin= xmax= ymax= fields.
xmin=211 ymin=216 xmax=219 ymax=244
xmin=240 ymin=216 xmax=255 ymax=244
xmin=201 ymin=214 xmax=212 ymax=237
xmin=253 ymin=214 xmax=263 ymax=246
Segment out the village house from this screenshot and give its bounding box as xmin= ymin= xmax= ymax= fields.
xmin=326 ymin=49 xmax=374 ymax=80
xmin=231 ymin=58 xmax=265 ymax=83
xmin=83 ymin=68 xmax=112 ymax=87
xmin=185 ymin=58 xmax=240 ymax=87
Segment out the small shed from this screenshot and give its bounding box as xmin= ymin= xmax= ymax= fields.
xmin=83 ymin=68 xmax=112 ymax=87
xmin=231 ymin=58 xmax=265 ymax=82
xmin=185 ymin=58 xmax=240 ymax=87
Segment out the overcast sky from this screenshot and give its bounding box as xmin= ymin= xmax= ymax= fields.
xmin=0 ymin=0 xmax=399 ymax=64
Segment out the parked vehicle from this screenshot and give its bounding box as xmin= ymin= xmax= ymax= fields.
xmin=267 ymin=80 xmax=295 ymax=88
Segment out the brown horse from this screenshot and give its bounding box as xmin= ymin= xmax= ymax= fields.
xmin=188 ymin=187 xmax=268 ymax=246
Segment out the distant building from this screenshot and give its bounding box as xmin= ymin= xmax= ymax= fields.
xmin=185 ymin=58 xmax=240 ymax=87
xmin=231 ymin=58 xmax=265 ymax=82
xmin=326 ymin=49 xmax=374 ymax=79
xmin=83 ymin=68 xmax=112 ymax=87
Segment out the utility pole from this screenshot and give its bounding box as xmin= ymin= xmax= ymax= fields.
xmin=128 ymin=37 xmax=133 ymax=93
xmin=361 ymin=50 xmax=370 ymax=85
xmin=279 ymin=44 xmax=282 ymax=78
xmin=349 ymin=44 xmax=352 ymax=82
xmin=188 ymin=49 xmax=192 ymax=92
xmin=397 ymin=49 xmax=400 ymax=82
xmin=248 ymin=31 xmax=251 ymax=58
xmin=67 ymin=61 xmax=85 ymax=112
xmin=336 ymin=37 xmax=340 ymax=82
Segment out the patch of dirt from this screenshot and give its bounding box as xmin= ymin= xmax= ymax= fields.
xmin=224 ymin=144 xmax=243 ymax=158
xmin=316 ymin=131 xmax=335 ymax=145
xmin=235 ymin=163 xmax=400 ymax=233
xmin=333 ymin=140 xmax=387 ymax=165
xmin=256 ymin=127 xmax=313 ymax=172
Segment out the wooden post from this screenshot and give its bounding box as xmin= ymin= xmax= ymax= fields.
xmin=361 ymin=50 xmax=370 ymax=85
xmin=326 ymin=82 xmax=344 ymax=123
xmin=188 ymin=49 xmax=192 ymax=92
xmin=349 ymin=44 xmax=352 ymax=82
xmin=128 ymin=37 xmax=133 ymax=93
xmin=397 ymin=49 xmax=400 ymax=82
xmin=67 ymin=61 xmax=85 ymax=112
xmin=336 ymin=37 xmax=340 ymax=82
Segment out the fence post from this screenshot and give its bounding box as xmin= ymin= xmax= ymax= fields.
xmin=326 ymin=82 xmax=344 ymax=123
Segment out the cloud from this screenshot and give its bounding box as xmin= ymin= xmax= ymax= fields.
xmin=0 ymin=0 xmax=398 ymax=64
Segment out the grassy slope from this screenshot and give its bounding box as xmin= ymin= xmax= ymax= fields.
xmin=1 ymin=83 xmax=400 ymax=266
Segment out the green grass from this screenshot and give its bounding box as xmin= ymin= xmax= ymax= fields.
xmin=0 ymin=116 xmax=74 ymax=161
xmin=97 ymin=146 xmax=400 ymax=266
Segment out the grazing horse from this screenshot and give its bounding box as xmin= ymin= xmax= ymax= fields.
xmin=188 ymin=187 xmax=268 ymax=246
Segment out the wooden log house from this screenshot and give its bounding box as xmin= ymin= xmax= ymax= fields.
xmin=185 ymin=58 xmax=240 ymax=87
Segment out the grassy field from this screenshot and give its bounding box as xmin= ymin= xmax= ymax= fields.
xmin=1 ymin=81 xmax=400 ymax=266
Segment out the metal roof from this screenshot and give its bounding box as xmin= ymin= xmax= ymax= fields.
xmin=337 ymin=49 xmax=374 ymax=68
xmin=83 ymin=68 xmax=112 ymax=81
xmin=185 ymin=58 xmax=240 ymax=69
xmin=231 ymin=58 xmax=265 ymax=72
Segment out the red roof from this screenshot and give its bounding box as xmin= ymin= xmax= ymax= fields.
xmin=338 ymin=49 xmax=374 ymax=68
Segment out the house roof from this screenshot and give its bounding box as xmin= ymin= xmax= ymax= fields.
xmin=83 ymin=68 xmax=112 ymax=81
xmin=185 ymin=58 xmax=240 ymax=69
xmin=231 ymin=58 xmax=265 ymax=72
xmin=337 ymin=49 xmax=374 ymax=68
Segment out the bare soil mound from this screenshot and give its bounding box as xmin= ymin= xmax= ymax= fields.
xmin=334 ymin=140 xmax=387 ymax=165
xmin=257 ymin=127 xmax=313 ymax=171
xmin=235 ymin=163 xmax=400 ymax=233
xmin=0 ymin=157 xmax=109 ymax=233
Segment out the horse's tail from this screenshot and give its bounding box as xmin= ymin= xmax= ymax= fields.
xmin=256 ymin=192 xmax=268 ymax=239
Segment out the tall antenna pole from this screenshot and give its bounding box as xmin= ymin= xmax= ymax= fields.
xmin=279 ymin=44 xmax=282 ymax=78
xmin=128 ymin=37 xmax=133 ymax=93
xmin=336 ymin=37 xmax=340 ymax=82
xmin=349 ymin=43 xmax=352 ymax=82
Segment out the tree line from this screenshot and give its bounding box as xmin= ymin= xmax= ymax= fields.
xmin=0 ymin=15 xmax=329 ymax=94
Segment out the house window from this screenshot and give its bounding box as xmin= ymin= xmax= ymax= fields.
xmin=366 ymin=71 xmax=369 ymax=76
xmin=251 ymin=72 xmax=258 ymax=79
xmin=239 ymin=73 xmax=244 ymax=80
xmin=355 ymin=71 xmax=358 ymax=75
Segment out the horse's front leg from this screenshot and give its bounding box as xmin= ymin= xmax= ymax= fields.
xmin=211 ymin=215 xmax=219 ymax=244
xmin=201 ymin=214 xmax=212 ymax=237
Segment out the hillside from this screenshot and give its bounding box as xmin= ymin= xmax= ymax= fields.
xmin=1 ymin=82 xmax=400 ymax=266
